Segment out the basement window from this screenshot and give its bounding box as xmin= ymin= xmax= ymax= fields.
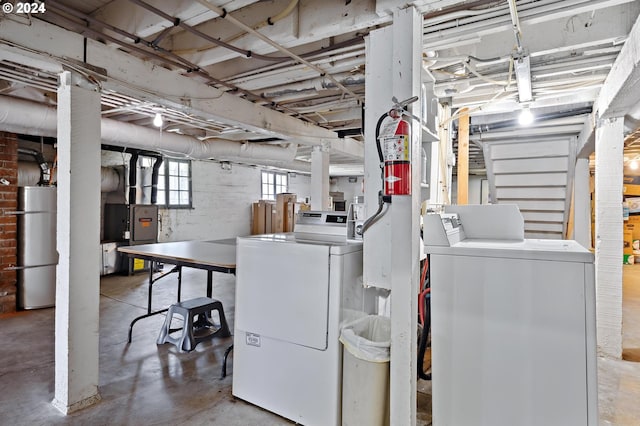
xmin=261 ymin=171 xmax=288 ymax=200
xmin=157 ymin=159 xmax=192 ymax=208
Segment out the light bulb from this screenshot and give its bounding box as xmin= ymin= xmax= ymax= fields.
xmin=153 ymin=113 xmax=163 ymax=128
xmin=630 ymin=160 xmax=639 ymax=170
xmin=519 ymin=107 xmax=534 ymax=126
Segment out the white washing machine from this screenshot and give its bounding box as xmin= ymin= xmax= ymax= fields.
xmin=233 ymin=211 xmax=375 ymax=426
xmin=424 ymin=204 xmax=597 ymax=426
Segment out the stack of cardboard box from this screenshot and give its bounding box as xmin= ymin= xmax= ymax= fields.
xmin=625 ymin=212 xmax=640 ymax=264
xmin=251 ymin=193 xmax=298 ymax=235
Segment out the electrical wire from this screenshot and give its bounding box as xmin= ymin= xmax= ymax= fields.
xmin=440 ymin=56 xmax=514 ymax=129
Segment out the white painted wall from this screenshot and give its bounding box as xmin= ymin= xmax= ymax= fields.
xmin=157 ymin=161 xmax=259 ymax=241
xmin=288 ymin=172 xmax=311 ymax=203
xmin=330 ymin=176 xmax=364 ymax=205
xmin=451 ymin=175 xmax=487 ymax=205
xmin=158 ymin=164 xmax=311 ymax=240
xmin=100 ymin=153 xmax=312 ymax=241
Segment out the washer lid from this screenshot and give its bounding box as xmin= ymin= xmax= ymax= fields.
xmin=426 ymin=238 xmax=594 ymax=263
xmin=239 ymin=233 xmax=362 ymax=255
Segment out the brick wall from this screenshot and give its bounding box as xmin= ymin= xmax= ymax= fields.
xmin=0 ymin=132 xmax=18 ymax=314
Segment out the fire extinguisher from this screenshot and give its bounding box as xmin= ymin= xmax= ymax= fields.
xmin=358 ymin=96 xmax=418 ymax=236
xmin=380 ymin=110 xmax=411 ymax=196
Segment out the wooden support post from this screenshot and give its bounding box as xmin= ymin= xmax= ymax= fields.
xmin=457 ymin=108 xmax=469 ymax=204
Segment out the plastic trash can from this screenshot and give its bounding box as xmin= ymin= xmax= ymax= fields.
xmin=340 ymin=315 xmax=391 ymax=426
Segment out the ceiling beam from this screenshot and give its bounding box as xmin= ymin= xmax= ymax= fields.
xmin=0 ymin=17 xmax=363 ymax=159
xmin=423 ymin=0 xmax=637 ymax=52
xmin=595 ymin=12 xmax=640 ymax=120
xmin=170 ymin=0 xmax=395 ymax=67
xmin=92 ymin=0 xmax=258 ymax=39
xmin=577 ymin=13 xmax=640 ymax=155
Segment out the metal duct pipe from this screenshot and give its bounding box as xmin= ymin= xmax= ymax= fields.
xmin=128 ymin=152 xmax=139 ymax=204
xmin=18 ymin=162 xmax=121 ymax=191
xmin=17 ymin=148 xmax=50 ymax=185
xmin=151 ymin=157 xmax=163 ymax=204
xmin=0 ymin=95 xmax=306 ymax=171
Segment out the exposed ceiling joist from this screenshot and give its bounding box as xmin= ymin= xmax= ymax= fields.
xmin=0 ymin=16 xmax=364 ymax=159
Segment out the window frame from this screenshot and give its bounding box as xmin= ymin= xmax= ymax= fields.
xmin=261 ymin=171 xmax=288 ymax=200
xmin=157 ymin=158 xmax=193 ymax=209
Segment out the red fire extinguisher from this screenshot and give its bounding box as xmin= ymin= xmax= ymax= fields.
xmin=380 ymin=110 xmax=411 ymax=195
xmin=360 ymin=97 xmax=417 ymax=236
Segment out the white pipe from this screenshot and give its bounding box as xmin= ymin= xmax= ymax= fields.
xmin=195 ymin=0 xmax=364 ymax=103
xmin=0 ymin=95 xmax=306 ymax=170
xmin=18 ymin=161 xmax=121 ymax=191
xmin=507 ymin=0 xmax=524 ymax=53
xmin=261 ymin=73 xmax=365 ymax=98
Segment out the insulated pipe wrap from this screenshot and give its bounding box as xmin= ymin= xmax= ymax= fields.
xmin=0 ymin=95 xmax=306 ymax=170
xmin=18 ymin=162 xmax=121 ymax=192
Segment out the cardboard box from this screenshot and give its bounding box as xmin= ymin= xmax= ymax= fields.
xmin=623 ymin=184 xmax=640 ymax=196
xmin=251 ymin=202 xmax=266 ymax=234
xmin=251 ymin=200 xmax=275 ymax=235
xmin=624 ymin=230 xmax=634 ymax=255
xmin=269 ymin=205 xmax=277 ymax=233
xmin=628 ymin=215 xmax=640 ymax=225
xmin=626 ymin=223 xmax=640 ymax=240
xmin=283 ymin=201 xmax=296 ymax=232
xmin=275 ymin=193 xmax=297 ymax=233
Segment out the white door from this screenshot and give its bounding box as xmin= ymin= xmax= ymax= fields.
xmin=236 ymin=239 xmax=331 ymax=350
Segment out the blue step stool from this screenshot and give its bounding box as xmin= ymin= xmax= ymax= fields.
xmin=157 ymin=296 xmax=231 ymax=353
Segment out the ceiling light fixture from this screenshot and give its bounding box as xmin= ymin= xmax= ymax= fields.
xmin=630 ymin=160 xmax=639 ymax=170
xmin=153 ymin=112 xmax=163 ymax=128
xmin=519 ymin=106 xmax=534 ymax=126
xmin=514 ymin=55 xmax=533 ymax=103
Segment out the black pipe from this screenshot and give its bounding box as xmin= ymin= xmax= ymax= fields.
xmin=102 ymin=145 xmax=163 ymax=204
xmin=101 ymin=144 xmax=162 ymax=158
xmin=151 ymin=157 xmax=163 ymax=205
xmin=469 ymin=106 xmax=593 ymax=134
xmin=18 ymin=148 xmax=50 ymax=185
xmin=129 ymin=152 xmax=139 ymax=205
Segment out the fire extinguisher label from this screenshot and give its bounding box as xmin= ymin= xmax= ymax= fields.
xmin=383 ymin=134 xmax=409 ymax=161
xmin=378 ymin=115 xmax=401 ymax=139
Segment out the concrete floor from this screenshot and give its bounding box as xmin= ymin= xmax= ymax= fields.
xmin=0 ymin=265 xmax=639 ymax=425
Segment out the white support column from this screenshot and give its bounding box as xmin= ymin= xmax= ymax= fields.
xmin=595 ymin=116 xmax=624 ymax=359
xmin=310 ymin=144 xmax=330 ymax=210
xmin=52 ymin=71 xmax=102 ymax=414
xmin=574 ymin=157 xmax=592 ymax=249
xmin=389 ymin=7 xmax=422 ymax=426
xmin=363 ymin=7 xmax=421 ymax=425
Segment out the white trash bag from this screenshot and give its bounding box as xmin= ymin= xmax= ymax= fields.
xmin=339 ymin=315 xmax=391 ymax=362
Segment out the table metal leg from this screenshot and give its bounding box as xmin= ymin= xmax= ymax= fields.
xmin=221 ymin=344 xmax=234 ymax=379
xmin=177 ymin=266 xmax=182 ymax=302
xmin=127 ymin=264 xmax=180 ymax=343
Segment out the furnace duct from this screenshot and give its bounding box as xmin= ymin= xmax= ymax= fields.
xmin=17 ymin=161 xmax=122 ymax=192
xmin=0 ymin=95 xmax=309 ymax=172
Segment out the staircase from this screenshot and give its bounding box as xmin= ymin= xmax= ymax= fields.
xmin=483 ymin=138 xmax=576 ymax=239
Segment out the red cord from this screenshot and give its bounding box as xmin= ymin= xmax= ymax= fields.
xmin=418 ymin=258 xmax=430 ymax=325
